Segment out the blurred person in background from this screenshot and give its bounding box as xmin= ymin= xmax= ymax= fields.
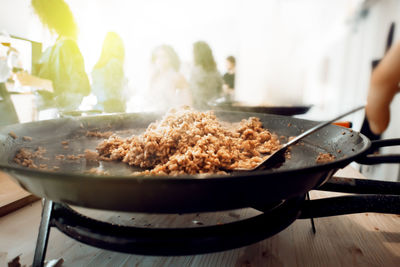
xmin=0 ymin=34 xmax=20 ymax=125
xmin=16 ymin=0 xmax=90 ymax=114
xmin=92 ymin=32 xmax=127 ymax=113
xmin=0 ymin=41 xmax=11 ymax=83
xmin=189 ymin=41 xmax=223 ymax=109
xmin=366 ymin=42 xmax=400 ymax=135
xmin=222 ymin=55 xmax=236 ymax=101
xmin=149 ymin=44 xmax=191 ymax=111
xmin=0 ymin=31 xmax=21 ymax=83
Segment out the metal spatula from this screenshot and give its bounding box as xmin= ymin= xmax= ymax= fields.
xmin=234 ymin=106 xmax=365 ymax=171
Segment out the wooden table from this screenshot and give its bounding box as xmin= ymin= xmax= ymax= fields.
xmin=0 ymin=172 xmax=38 ymax=217
xmin=0 ymin=166 xmax=399 ymax=267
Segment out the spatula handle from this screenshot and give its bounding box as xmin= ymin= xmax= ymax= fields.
xmin=284 ymin=106 xmax=365 ymax=148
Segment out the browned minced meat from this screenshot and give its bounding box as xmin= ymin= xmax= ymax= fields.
xmin=316 ymin=152 xmax=336 ymax=163
xmin=22 ymin=136 xmax=32 ymax=141
xmin=55 ymin=154 xmax=65 ymax=160
xmin=84 ymin=149 xmax=99 ymax=162
xmin=34 ymin=147 xmax=47 ymax=159
xmin=8 ymin=131 xmax=17 ymax=139
xmin=96 ymin=107 xmax=281 ymax=175
xmin=86 ymin=131 xmax=113 ymax=138
xmin=39 ymin=164 xmax=48 ymax=169
xmin=14 ymin=148 xmax=37 ymax=168
xmin=86 ymin=167 xmax=109 ymax=175
xmin=14 ymin=147 xmax=47 ymax=168
xmin=66 ymin=154 xmax=84 ymax=160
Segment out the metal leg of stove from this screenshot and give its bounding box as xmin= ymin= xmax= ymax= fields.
xmin=33 ymin=199 xmax=54 ymax=267
xmin=299 ymin=195 xmax=400 ymax=218
xmin=306 ymin=193 xmax=316 ymax=234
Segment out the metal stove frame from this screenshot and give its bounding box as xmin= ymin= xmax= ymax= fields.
xmin=32 ymin=177 xmax=400 ymax=267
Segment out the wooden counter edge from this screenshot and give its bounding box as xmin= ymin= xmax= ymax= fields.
xmin=0 ymin=194 xmax=40 ymax=217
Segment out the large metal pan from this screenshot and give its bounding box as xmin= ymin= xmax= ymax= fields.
xmin=0 ymin=111 xmax=371 ymax=213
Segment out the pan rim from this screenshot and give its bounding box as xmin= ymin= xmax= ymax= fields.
xmin=0 ymin=111 xmax=371 ymax=182
xmin=0 ymin=132 xmax=371 ymax=182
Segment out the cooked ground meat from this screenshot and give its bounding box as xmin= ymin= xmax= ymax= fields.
xmin=35 ymin=147 xmax=47 ymax=159
xmin=8 ymin=131 xmax=17 ymax=139
xmin=66 ymin=154 xmax=84 ymax=160
xmin=39 ymin=164 xmax=48 ymax=169
xmin=14 ymin=148 xmax=37 ymax=168
xmin=86 ymin=131 xmax=113 ymax=138
xmin=22 ymin=136 xmax=32 ymax=141
xmin=14 ymin=147 xmax=47 ymax=169
xmin=84 ymin=149 xmax=99 ymax=162
xmin=316 ymin=152 xmax=336 ymax=163
xmin=97 ymin=107 xmax=281 ymax=175
xmin=55 ymin=154 xmax=65 ymax=160
xmin=86 ymin=167 xmax=109 ymax=175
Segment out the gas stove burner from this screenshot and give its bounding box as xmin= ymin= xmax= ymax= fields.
xmin=31 ymin=176 xmax=400 ymax=267
xmin=33 ymin=195 xmax=305 ymax=267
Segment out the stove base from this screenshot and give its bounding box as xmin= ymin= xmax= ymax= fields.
xmin=31 ymin=176 xmax=400 ymax=267
xmin=32 ymin=195 xmax=305 ymax=267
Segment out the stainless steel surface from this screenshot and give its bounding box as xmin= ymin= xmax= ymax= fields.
xmin=33 ymin=199 xmax=53 ymax=267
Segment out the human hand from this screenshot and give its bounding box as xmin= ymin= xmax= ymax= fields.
xmin=365 ymin=42 xmax=400 ymax=134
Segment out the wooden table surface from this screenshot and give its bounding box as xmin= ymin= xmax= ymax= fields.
xmin=0 ymin=166 xmax=399 ymax=267
xmin=0 ymin=172 xmax=39 ymax=217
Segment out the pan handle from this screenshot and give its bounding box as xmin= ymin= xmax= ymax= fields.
xmin=356 ymin=138 xmax=400 ymax=165
xmin=299 ymin=194 xmax=400 ymax=218
xmin=318 ymin=176 xmax=400 ymax=195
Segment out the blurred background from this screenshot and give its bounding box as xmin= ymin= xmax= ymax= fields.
xmin=1 ymin=0 xmax=400 ymax=180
